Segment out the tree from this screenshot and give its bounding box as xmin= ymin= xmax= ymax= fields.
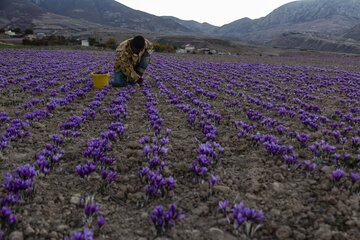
xmin=88 ymin=37 xmax=97 ymax=46
xmin=13 ymin=28 xmax=22 ymax=34
xmin=104 ymin=38 xmax=117 ymax=49
xmin=153 ymin=42 xmax=176 ymax=53
xmin=24 ymin=29 xmax=34 ymax=35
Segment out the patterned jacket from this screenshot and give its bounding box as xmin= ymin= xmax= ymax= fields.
xmin=114 ymin=38 xmax=153 ymax=82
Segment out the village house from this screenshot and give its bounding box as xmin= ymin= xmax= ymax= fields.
xmin=4 ymin=30 xmax=16 ymax=37
xmin=24 ymin=34 xmax=37 ymax=41
xmin=81 ymin=39 xmax=89 ymax=47
xmin=176 ymin=48 xmax=187 ymax=54
xmin=197 ymin=48 xmax=210 ymax=54
xmin=184 ymin=44 xmax=195 ymax=53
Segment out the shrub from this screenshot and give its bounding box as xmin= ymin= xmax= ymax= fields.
xmin=153 ymin=42 xmax=176 ymax=53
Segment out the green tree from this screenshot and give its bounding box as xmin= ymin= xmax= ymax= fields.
xmin=104 ymin=38 xmax=117 ymax=49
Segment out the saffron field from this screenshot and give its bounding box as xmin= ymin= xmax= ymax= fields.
xmin=0 ymin=49 xmax=359 ymax=240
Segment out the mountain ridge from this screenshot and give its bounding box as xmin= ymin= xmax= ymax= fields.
xmin=1 ymin=0 xmax=359 ymax=53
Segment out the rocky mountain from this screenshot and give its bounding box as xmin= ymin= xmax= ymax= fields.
xmin=268 ymin=31 xmax=360 ymax=54
xmin=134 ymin=0 xmax=360 ymax=54
xmin=29 ymin=0 xmax=192 ymax=33
xmin=161 ymin=16 xmax=217 ymax=34
xmin=344 ymin=23 xmax=360 ymax=41
xmin=213 ymin=0 xmax=360 ymax=53
xmin=1 ymin=0 xmax=360 ymax=53
xmin=0 ymin=0 xmax=193 ymax=34
xmin=216 ymin=0 xmax=360 ymax=39
xmin=0 ymin=0 xmax=45 ymax=29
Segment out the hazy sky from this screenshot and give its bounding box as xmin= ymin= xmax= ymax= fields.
xmin=116 ymin=0 xmax=297 ymax=26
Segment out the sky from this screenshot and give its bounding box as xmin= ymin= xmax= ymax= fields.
xmin=116 ymin=0 xmax=298 ymax=26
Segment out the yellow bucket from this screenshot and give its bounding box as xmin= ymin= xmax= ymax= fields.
xmin=91 ymin=72 xmax=110 ymax=89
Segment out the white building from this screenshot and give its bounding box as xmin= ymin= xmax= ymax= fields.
xmin=24 ymin=34 xmax=36 ymax=41
xmin=176 ymin=48 xmax=186 ymax=54
xmin=36 ymin=32 xmax=46 ymax=38
xmin=4 ymin=30 xmax=16 ymax=37
xmin=81 ymin=39 xmax=89 ymax=47
xmin=184 ymin=44 xmax=195 ymax=53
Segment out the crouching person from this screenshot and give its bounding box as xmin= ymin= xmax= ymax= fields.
xmin=112 ymin=35 xmax=153 ymax=87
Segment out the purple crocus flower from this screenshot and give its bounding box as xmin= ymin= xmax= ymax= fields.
xmin=0 ymin=136 xmax=9 ymax=150
xmin=218 ymin=199 xmax=228 ymax=212
xmin=150 ymin=203 xmax=184 ymax=234
xmin=160 ymin=137 xmax=170 ymax=146
xmin=166 ymin=176 xmax=176 ymax=189
xmin=101 ymin=170 xmax=118 ymax=185
xmin=150 ymin=205 xmax=165 ymax=227
xmin=350 ymin=172 xmax=360 ymax=184
xmin=51 ymin=134 xmax=64 ymax=145
xmin=96 ymin=215 xmax=106 ymax=228
xmin=209 ymin=174 xmax=219 ymax=188
xmin=64 ymin=227 xmax=93 ymax=240
xmin=8 ymin=214 xmax=16 ymax=225
xmin=303 ymin=160 xmax=317 ymax=171
xmin=165 ymin=203 xmax=185 ymax=225
xmin=232 ymin=203 xmax=246 ymax=226
xmin=1 ymin=206 xmax=16 ymax=225
xmin=242 ymin=207 xmax=265 ymax=222
xmin=333 ymin=153 xmax=341 ymax=161
xmin=139 ymin=166 xmax=150 ymax=178
xmin=101 ymin=130 xmax=118 ymax=141
xmin=99 ymin=156 xmax=116 ymax=166
xmin=150 ymin=156 xmax=161 ymax=167
xmin=75 ymin=162 xmax=97 ymax=178
xmin=343 ymin=152 xmax=351 ymax=160
xmin=60 ymin=130 xmax=81 ymax=138
xmin=1 ymin=206 xmax=12 ymax=218
xmin=16 ymin=164 xmax=37 ymax=179
xmin=352 ymin=137 xmax=360 ymax=147
xmin=108 ymin=122 xmax=126 ymax=135
xmin=283 ymin=154 xmax=297 ymax=165
xmin=139 ymin=136 xmax=150 ymax=145
xmin=296 ymin=132 xmax=309 ymax=144
xmin=158 ymin=146 xmax=168 ymax=154
xmin=232 ymin=202 xmax=265 ymax=227
xmin=331 ymin=169 xmax=345 ymax=182
xmin=84 ymin=201 xmax=100 ymax=217
xmin=143 ymin=145 xmax=152 ymax=155
xmin=165 ymin=128 xmax=171 ymax=136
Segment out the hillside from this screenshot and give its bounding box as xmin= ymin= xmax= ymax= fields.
xmin=0 ymin=0 xmax=360 ymax=54
xmin=213 ymin=0 xmax=360 ymax=53
xmin=161 ymin=16 xmax=217 ymax=34
xmin=30 ymin=0 xmax=192 ymax=33
xmin=344 ymin=23 xmax=360 ymax=41
xmin=0 ymin=0 xmax=45 ymax=29
xmin=216 ymin=0 xmax=360 ymax=39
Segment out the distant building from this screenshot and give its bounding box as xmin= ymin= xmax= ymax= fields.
xmin=24 ymin=34 xmax=36 ymax=41
xmin=197 ymin=48 xmax=210 ymax=54
xmin=81 ymin=39 xmax=89 ymax=47
xmin=176 ymin=48 xmax=186 ymax=54
xmin=36 ymin=32 xmax=46 ymax=38
xmin=4 ymin=30 xmax=16 ymax=37
xmin=184 ymin=44 xmax=195 ymax=53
